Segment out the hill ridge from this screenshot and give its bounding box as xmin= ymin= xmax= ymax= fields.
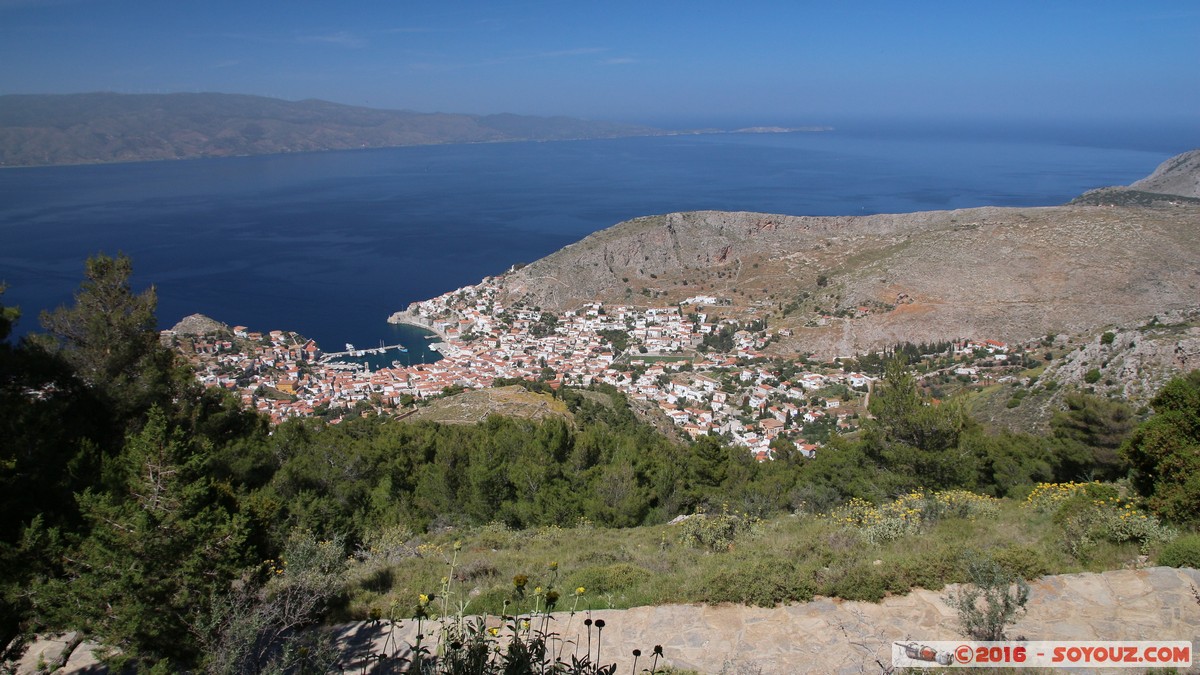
xmin=1131 ymin=148 xmax=1200 ymax=197
xmin=0 ymin=92 xmax=663 ymax=167
xmin=491 ymin=151 xmax=1200 ymax=359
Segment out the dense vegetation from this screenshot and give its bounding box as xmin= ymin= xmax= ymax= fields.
xmin=1 ymin=255 xmax=1198 ymax=671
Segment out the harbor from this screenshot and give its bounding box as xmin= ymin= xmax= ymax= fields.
xmin=320 ymin=342 xmax=409 ymax=361
xmin=315 ymin=328 xmax=442 ymax=372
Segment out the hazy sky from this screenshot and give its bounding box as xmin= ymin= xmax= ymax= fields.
xmin=2 ymin=0 xmax=1197 ymax=126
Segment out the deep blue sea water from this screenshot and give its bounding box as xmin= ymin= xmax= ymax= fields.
xmin=0 ymin=125 xmax=1189 ymax=360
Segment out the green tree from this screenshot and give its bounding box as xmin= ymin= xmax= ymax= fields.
xmin=597 ymin=328 xmax=630 ymax=353
xmin=1049 ymin=392 xmax=1133 ymax=480
xmin=0 ymin=287 xmax=113 ymax=645
xmin=1121 ymin=370 xmax=1200 ymax=525
xmin=0 ymin=284 xmax=18 ymax=343
xmin=587 ymin=462 xmax=651 ymax=527
xmin=864 ymin=358 xmax=975 ymax=489
xmin=961 ymin=429 xmax=1054 ymax=498
xmin=792 ymin=436 xmax=886 ymax=509
xmin=37 ymin=408 xmax=252 ymax=668
xmin=38 ymin=253 xmax=177 ymax=420
xmin=688 ymin=435 xmax=731 ymax=493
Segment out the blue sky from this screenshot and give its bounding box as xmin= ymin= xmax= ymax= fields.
xmin=2 ymin=0 xmax=1197 ymax=127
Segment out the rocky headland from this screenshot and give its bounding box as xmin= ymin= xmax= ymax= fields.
xmin=480 ymin=149 xmax=1199 ymax=364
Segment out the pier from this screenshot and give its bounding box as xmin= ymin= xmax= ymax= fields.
xmin=320 ymin=343 xmax=408 ymax=360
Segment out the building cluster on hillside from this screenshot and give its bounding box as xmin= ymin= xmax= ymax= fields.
xmin=167 ymin=277 xmax=1016 ymax=460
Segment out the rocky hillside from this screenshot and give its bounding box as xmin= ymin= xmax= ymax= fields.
xmin=0 ymin=93 xmax=661 ymax=167
xmin=969 ymin=309 xmax=1200 ymax=433
xmin=496 ymin=150 xmax=1200 ymax=361
xmin=1131 ymin=148 xmax=1200 ymax=198
xmin=166 ymin=313 xmax=230 ymax=337
xmin=1071 ymin=148 xmax=1200 ymax=207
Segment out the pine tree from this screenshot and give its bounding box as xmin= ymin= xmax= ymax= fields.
xmin=38 ymin=253 xmax=177 ymax=421
xmin=40 ymin=408 xmax=251 ymax=668
xmin=865 ymin=358 xmax=976 ymax=489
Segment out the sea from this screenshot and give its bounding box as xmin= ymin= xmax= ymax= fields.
xmin=1 ymin=119 xmax=1195 ymax=365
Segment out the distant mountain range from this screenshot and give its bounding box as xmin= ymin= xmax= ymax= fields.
xmin=0 ymin=92 xmax=666 ymax=167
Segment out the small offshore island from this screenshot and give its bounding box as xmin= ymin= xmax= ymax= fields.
xmin=731 ymin=126 xmax=834 ymax=134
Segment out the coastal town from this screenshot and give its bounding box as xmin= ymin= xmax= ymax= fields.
xmin=165 ymin=276 xmax=1021 ymax=460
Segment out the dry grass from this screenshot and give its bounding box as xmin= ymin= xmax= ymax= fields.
xmin=404 ymin=385 xmax=574 ymax=425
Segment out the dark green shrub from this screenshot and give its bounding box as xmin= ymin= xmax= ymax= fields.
xmin=1122 ymin=370 xmax=1200 ymax=526
xmin=893 ymin=543 xmax=966 ymax=590
xmin=568 ymin=563 xmax=652 ymax=595
xmin=990 ymin=544 xmax=1050 ymax=580
xmin=1084 ymin=368 xmax=1102 ymax=384
xmin=694 ymin=558 xmax=816 ymax=606
xmin=1158 ymin=534 xmax=1200 ymax=569
xmin=820 ymin=563 xmax=891 ymax=602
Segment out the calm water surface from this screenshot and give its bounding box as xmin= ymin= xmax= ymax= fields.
xmin=0 ymin=129 xmax=1178 ymax=355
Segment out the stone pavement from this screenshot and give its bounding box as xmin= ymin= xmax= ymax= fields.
xmin=330 ymin=566 xmax=1200 ymax=674
xmin=10 ymin=567 xmax=1199 ymax=673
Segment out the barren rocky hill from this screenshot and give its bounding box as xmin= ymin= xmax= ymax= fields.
xmin=1131 ymin=148 xmax=1200 ymax=198
xmin=497 ymin=150 xmax=1200 ymax=360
